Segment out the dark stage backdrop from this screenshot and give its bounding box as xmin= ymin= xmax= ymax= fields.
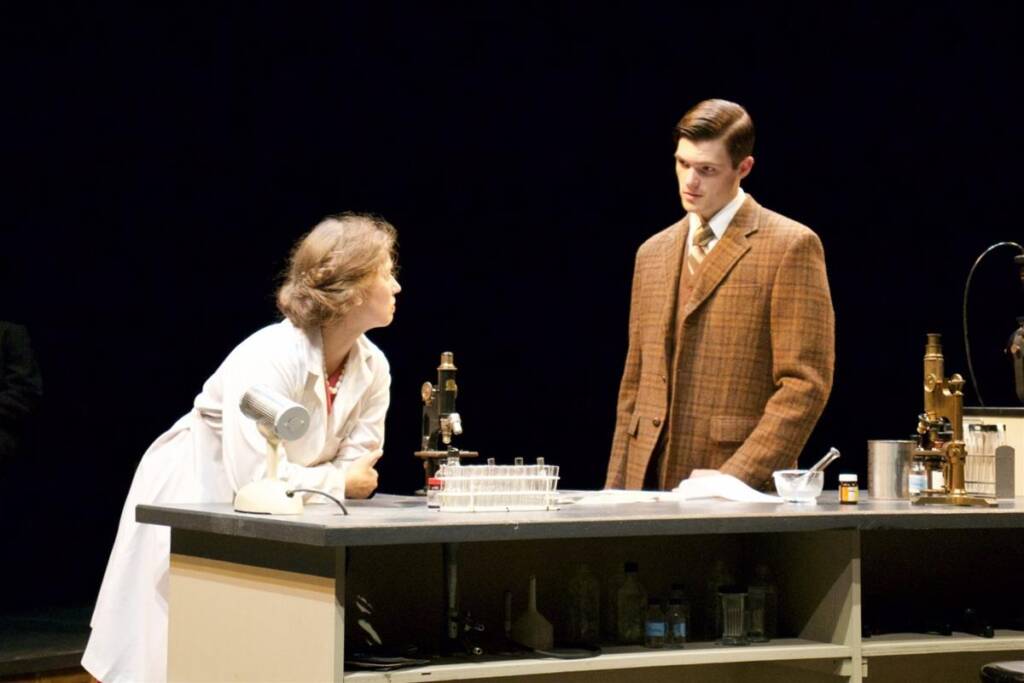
xmin=2 ymin=3 xmax=1022 ymax=609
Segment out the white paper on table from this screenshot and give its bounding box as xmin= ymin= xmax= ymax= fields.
xmin=560 ymin=489 xmax=685 ymax=506
xmin=672 ymin=472 xmax=783 ymax=503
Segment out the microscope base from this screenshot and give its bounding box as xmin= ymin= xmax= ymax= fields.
xmin=912 ymin=492 xmax=998 ymax=507
xmin=234 ymin=478 xmax=304 ymax=515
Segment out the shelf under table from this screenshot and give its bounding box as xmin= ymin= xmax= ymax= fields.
xmin=345 ymin=639 xmax=852 ymax=682
xmin=862 ymin=630 xmax=1024 ymax=657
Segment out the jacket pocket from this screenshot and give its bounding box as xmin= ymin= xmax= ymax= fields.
xmin=709 ymin=415 xmax=759 ymax=444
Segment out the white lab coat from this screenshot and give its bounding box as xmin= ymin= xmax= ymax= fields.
xmin=82 ymin=320 xmax=390 ymax=683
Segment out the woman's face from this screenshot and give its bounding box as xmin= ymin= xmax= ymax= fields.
xmin=351 ymin=258 xmax=401 ymax=330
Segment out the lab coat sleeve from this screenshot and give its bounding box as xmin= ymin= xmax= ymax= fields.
xmin=216 ymin=337 xmax=349 ymax=497
xmin=328 ymin=358 xmax=391 ymax=498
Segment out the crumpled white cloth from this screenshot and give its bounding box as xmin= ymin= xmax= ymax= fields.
xmin=672 ymin=469 xmax=782 ymax=503
xmin=563 ymin=470 xmax=782 ymax=506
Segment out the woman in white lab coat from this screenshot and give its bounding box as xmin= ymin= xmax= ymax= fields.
xmin=82 ymin=213 xmax=401 ymax=683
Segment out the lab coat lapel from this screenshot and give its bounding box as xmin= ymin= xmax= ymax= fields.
xmin=304 ymin=326 xmax=329 ymax=408
xmin=329 ymin=337 xmax=372 ymax=434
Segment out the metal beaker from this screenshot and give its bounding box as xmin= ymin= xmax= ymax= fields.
xmin=867 ymin=440 xmax=914 ymax=499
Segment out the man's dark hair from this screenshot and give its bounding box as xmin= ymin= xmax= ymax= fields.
xmin=673 ymin=99 xmax=755 ymax=168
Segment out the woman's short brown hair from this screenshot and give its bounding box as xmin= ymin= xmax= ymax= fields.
xmin=673 ymin=99 xmax=755 ymax=168
xmin=276 ymin=212 xmax=397 ymax=330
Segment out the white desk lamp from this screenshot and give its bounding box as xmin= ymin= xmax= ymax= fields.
xmin=233 ymin=384 xmax=309 ymax=514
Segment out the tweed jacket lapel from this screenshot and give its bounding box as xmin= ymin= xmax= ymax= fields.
xmin=659 ymin=221 xmax=688 ymax=365
xmin=681 ymin=195 xmax=761 ymax=321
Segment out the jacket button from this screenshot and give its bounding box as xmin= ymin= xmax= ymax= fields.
xmin=652 ymin=418 xmax=661 ymax=427
xmin=661 ymin=375 xmax=667 ymax=383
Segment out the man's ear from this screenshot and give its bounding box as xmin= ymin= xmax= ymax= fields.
xmin=737 ymin=155 xmax=755 ymax=179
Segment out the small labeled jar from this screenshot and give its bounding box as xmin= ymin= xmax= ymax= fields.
xmin=427 ymin=477 xmax=443 ymax=508
xmin=839 ymin=473 xmax=859 ymax=504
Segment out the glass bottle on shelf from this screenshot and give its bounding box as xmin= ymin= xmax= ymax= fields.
xmin=615 ymin=561 xmax=647 ymax=645
xmin=668 ymin=583 xmax=690 ymax=645
xmin=666 ymin=598 xmax=688 ymax=646
xmin=566 ymin=563 xmax=601 ymax=645
xmin=750 ymin=563 xmax=778 ymax=639
xmin=603 ymin=565 xmax=623 ymax=642
xmin=644 ymin=598 xmax=666 ymax=648
xmin=747 ymin=586 xmax=768 ymax=642
xmin=704 ymin=559 xmax=735 ymax=640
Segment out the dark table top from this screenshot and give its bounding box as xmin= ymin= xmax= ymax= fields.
xmin=137 ymin=492 xmax=1024 ymax=547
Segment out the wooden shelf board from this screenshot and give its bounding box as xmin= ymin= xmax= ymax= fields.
xmin=862 ymin=630 xmax=1024 ymax=657
xmin=345 ymin=639 xmax=851 ymax=681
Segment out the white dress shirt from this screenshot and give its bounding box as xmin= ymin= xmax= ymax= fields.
xmin=688 ymin=187 xmax=746 ymax=253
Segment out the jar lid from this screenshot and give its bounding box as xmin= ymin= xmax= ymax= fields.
xmin=839 ymin=473 xmax=858 ymax=482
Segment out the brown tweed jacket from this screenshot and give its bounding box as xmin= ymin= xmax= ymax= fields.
xmin=605 ymin=194 xmax=835 ymax=490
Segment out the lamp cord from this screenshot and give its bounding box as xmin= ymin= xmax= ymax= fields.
xmin=963 ymin=241 xmax=1024 ymax=406
xmin=287 ymin=488 xmax=349 ymax=515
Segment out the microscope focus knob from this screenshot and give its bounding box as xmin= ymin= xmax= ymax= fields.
xmin=948 ymin=374 xmax=965 ymax=394
xmin=421 ymin=381 xmax=435 ymax=404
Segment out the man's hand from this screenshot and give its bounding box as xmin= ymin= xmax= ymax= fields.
xmin=345 ymin=450 xmax=382 ymax=499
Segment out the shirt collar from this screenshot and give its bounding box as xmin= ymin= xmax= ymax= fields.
xmin=689 ymin=186 xmax=746 ymax=241
xmin=302 ymin=324 xmax=326 ymax=379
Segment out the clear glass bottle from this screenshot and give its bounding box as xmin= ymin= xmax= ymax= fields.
xmin=751 ymin=564 xmax=778 ymax=639
xmin=668 ymin=583 xmax=690 ymax=644
xmin=644 ymin=598 xmax=666 ymax=648
xmin=603 ymin=565 xmax=623 ymax=641
xmin=616 ymin=561 xmax=647 ymax=645
xmin=746 ymin=586 xmax=767 ymax=642
xmin=566 ymin=563 xmax=601 ymax=645
xmin=666 ymin=598 xmax=688 ymax=646
xmin=705 ymin=559 xmax=735 ymax=640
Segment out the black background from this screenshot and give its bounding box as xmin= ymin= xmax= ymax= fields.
xmin=2 ymin=2 xmax=1023 ymax=609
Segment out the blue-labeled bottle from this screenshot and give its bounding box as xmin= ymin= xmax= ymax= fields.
xmin=667 ymin=598 xmax=688 ymax=646
xmin=644 ymin=598 xmax=667 ymax=648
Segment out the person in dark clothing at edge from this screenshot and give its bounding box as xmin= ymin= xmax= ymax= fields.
xmin=0 ymin=320 xmax=43 ymax=468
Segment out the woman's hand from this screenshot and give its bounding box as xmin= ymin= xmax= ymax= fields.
xmin=345 ymin=450 xmax=382 ymax=499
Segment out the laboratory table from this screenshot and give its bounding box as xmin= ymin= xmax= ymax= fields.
xmin=139 ymin=494 xmax=1024 ymax=683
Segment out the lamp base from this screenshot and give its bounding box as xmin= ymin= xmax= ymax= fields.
xmin=234 ymin=479 xmax=304 ymax=515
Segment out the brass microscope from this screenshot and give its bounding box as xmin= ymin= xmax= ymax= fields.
xmin=414 ymin=352 xmax=479 ymax=489
xmin=912 ymin=333 xmax=997 ymax=507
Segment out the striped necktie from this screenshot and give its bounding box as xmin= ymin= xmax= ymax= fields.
xmin=686 ymin=219 xmax=715 ymax=275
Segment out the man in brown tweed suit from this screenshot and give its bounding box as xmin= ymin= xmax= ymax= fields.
xmin=606 ymin=99 xmax=835 ymax=490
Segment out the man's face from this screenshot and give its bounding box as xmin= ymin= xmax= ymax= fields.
xmin=674 ymin=137 xmax=753 ymax=220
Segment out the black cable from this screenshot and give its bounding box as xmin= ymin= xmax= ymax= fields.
xmin=286 ymin=488 xmax=349 ymax=515
xmin=962 ymin=242 xmax=1024 ymax=407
